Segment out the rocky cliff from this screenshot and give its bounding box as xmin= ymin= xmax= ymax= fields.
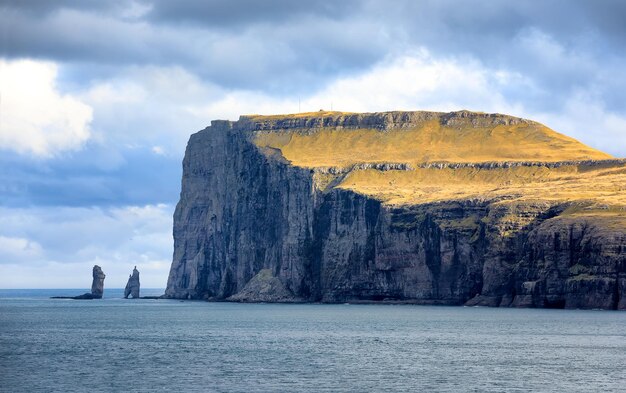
xmin=165 ymin=111 xmax=626 ymax=309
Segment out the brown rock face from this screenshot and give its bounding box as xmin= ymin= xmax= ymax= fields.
xmin=164 ymin=111 xmax=626 ymax=309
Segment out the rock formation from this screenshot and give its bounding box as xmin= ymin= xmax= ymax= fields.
xmin=164 ymin=110 xmax=626 ymax=309
xmin=124 ymin=266 xmax=140 ymax=298
xmin=228 ymin=269 xmax=302 ymax=302
xmin=90 ymin=265 xmax=106 ymax=299
xmin=51 ymin=265 xmax=106 ymax=300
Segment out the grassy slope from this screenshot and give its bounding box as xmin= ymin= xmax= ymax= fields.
xmin=254 ymin=117 xmax=610 ymax=167
xmin=337 ymin=164 xmax=626 ymax=206
xmin=250 ymin=111 xmax=624 ymax=223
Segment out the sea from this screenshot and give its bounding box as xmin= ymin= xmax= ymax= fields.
xmin=0 ymin=289 xmax=624 ymax=392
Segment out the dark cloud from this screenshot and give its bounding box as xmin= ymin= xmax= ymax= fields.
xmin=3 ymin=0 xmax=626 ymax=100
xmin=146 ymin=0 xmax=361 ymax=27
xmin=0 ymin=0 xmax=119 ymax=16
xmin=359 ymin=0 xmax=626 ymax=111
xmin=378 ymin=0 xmax=626 ymax=51
xmin=0 ymin=147 xmax=181 ymax=208
xmin=0 ymin=0 xmax=381 ymax=94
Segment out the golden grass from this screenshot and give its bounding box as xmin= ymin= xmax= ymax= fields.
xmin=243 ymin=111 xmax=352 ymax=121
xmin=335 ymin=164 xmax=626 ymax=208
xmin=254 ymin=119 xmax=611 ymax=167
xmin=250 ymin=111 xmax=623 ymax=227
xmin=335 ymin=163 xmax=626 ymax=230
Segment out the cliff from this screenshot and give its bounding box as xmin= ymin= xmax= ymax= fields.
xmin=165 ymin=110 xmax=626 ymax=309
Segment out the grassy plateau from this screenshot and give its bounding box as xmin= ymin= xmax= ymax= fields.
xmin=249 ymin=110 xmax=625 ymax=225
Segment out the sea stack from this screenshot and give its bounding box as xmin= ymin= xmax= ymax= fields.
xmin=51 ymin=264 xmax=106 ymax=299
xmin=124 ymin=266 xmax=140 ymax=298
xmin=90 ymin=265 xmax=106 ymax=299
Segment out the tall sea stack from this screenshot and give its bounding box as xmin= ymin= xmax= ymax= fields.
xmin=164 ymin=110 xmax=626 ymax=309
xmin=51 ymin=265 xmax=106 ymax=299
xmin=124 ymin=266 xmax=140 ymax=298
xmin=91 ymin=265 xmax=106 ymax=299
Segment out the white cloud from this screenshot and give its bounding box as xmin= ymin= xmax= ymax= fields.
xmin=0 ymin=235 xmax=43 ymax=262
xmin=0 ymin=59 xmax=93 ymax=157
xmin=37 ymin=48 xmax=621 ymax=166
xmin=307 ymin=52 xmax=519 ymax=114
xmin=190 ymin=51 xmax=527 ymax=120
xmin=528 ymin=92 xmax=626 ymax=157
xmin=119 ymin=1 xmax=153 ymax=20
xmin=184 ymin=51 xmax=624 ymax=156
xmin=78 ymin=51 xmax=528 ymax=151
xmin=0 ymin=204 xmax=174 ymax=288
xmin=79 ymin=66 xmax=222 ymax=156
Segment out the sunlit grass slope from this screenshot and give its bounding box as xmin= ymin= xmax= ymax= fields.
xmin=248 ymin=110 xmax=624 ymax=216
xmin=337 ymin=164 xmax=626 ymax=207
xmin=252 ymin=111 xmax=610 ymax=166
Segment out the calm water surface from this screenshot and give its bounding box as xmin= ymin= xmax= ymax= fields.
xmin=1 ymin=289 xmax=624 ymax=392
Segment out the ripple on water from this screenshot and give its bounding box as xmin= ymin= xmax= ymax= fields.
xmin=1 ymin=298 xmax=625 ymax=392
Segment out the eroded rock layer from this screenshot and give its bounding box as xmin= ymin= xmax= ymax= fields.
xmin=165 ymin=111 xmax=626 ymax=309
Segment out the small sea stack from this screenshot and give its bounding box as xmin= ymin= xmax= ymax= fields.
xmin=124 ymin=266 xmax=140 ymax=298
xmin=51 ymin=265 xmax=106 ymax=300
xmin=90 ymin=265 xmax=106 ymax=298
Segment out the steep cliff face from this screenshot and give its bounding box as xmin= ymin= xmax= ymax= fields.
xmin=165 ymin=111 xmax=626 ymax=309
xmin=165 ymin=121 xmax=317 ymax=300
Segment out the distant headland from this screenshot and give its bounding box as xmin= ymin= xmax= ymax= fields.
xmin=164 ymin=110 xmax=626 ymax=310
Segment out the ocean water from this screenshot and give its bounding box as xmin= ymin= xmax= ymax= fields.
xmin=0 ymin=290 xmax=624 ymax=392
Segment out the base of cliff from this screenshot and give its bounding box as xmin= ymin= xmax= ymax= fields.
xmin=226 ymin=269 xmax=304 ymax=303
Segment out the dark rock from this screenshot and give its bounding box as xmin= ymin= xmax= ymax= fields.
xmin=164 ymin=112 xmax=626 ymax=310
xmin=50 ymin=293 xmax=98 ymax=300
xmin=90 ymin=265 xmax=106 ymax=299
xmin=124 ymin=266 xmax=140 ymax=298
xmin=51 ymin=265 xmax=106 ymax=300
xmin=227 ymin=269 xmax=302 ymax=302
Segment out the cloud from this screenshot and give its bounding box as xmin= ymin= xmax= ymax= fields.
xmin=190 ymin=51 xmax=524 ymax=120
xmin=146 ymin=0 xmax=359 ymax=27
xmin=530 ymin=92 xmax=626 ymax=157
xmin=0 ymin=235 xmax=43 ymax=262
xmin=78 ymin=65 xmax=220 ymax=157
xmin=0 ymin=204 xmax=174 ymax=288
xmin=3 ymin=0 xmax=626 ymax=103
xmin=0 ymin=2 xmax=387 ymax=93
xmin=0 ymin=147 xmax=182 ymax=208
xmin=0 ymin=59 xmax=92 ymax=157
xmin=151 ymin=146 xmax=165 ymax=155
xmin=189 ymin=51 xmax=625 ymax=156
xmin=0 ymin=65 xmax=216 ymax=209
xmin=0 ymin=0 xmax=130 ymax=17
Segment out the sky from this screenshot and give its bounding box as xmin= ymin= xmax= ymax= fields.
xmin=1 ymin=0 xmax=625 ymax=289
